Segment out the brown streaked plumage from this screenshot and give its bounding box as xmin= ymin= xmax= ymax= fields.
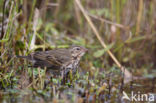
xmin=17 ymin=46 xmax=87 ymax=77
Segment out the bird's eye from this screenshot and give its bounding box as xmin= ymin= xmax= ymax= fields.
xmin=76 ymin=47 xmax=80 ymax=51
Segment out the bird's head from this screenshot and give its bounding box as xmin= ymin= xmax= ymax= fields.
xmin=69 ymin=46 xmax=87 ymax=59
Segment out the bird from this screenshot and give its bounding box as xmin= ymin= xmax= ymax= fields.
xmin=17 ymin=46 xmax=87 ymax=79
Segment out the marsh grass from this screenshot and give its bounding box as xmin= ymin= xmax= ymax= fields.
xmin=0 ymin=0 xmax=156 ymax=103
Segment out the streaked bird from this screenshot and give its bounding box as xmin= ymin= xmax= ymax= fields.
xmin=17 ymin=46 xmax=87 ymax=80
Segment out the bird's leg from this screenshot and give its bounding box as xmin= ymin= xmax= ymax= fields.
xmin=44 ymin=70 xmax=52 ymax=88
xmin=61 ymin=68 xmax=71 ymax=85
xmin=61 ymin=71 xmax=66 ymax=85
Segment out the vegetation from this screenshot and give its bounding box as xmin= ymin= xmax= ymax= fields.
xmin=0 ymin=0 xmax=156 ymax=102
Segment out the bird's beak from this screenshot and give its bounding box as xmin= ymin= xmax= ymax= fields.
xmin=84 ymin=48 xmax=88 ymax=52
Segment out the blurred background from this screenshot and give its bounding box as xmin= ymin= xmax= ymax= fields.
xmin=0 ymin=0 xmax=156 ymax=103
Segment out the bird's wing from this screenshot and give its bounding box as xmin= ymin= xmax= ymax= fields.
xmin=45 ymin=49 xmax=72 ymax=65
xmin=31 ymin=49 xmax=72 ymax=66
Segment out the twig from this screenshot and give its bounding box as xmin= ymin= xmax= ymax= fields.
xmin=3 ymin=1 xmax=14 ymax=38
xmin=26 ymin=78 xmax=39 ymax=88
xmin=87 ymin=13 xmax=128 ymax=30
xmin=0 ymin=0 xmax=7 ymax=39
xmin=136 ymin=0 xmax=143 ymax=35
xmin=30 ymin=8 xmax=40 ymax=50
xmin=75 ymin=0 xmax=132 ymax=83
xmin=47 ymin=3 xmax=59 ymax=7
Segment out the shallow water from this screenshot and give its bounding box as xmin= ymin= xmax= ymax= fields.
xmin=0 ymin=77 xmax=155 ymax=103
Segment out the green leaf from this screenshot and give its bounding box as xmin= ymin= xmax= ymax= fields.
xmin=126 ymin=36 xmax=145 ymax=43
xmin=93 ymin=49 xmax=105 ymax=58
xmin=93 ymin=43 xmax=114 ymax=58
xmin=0 ymin=39 xmax=9 ymax=42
